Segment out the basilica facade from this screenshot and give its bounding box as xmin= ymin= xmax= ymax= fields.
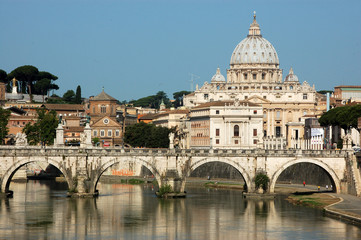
xmin=184 ymin=13 xmax=321 ymax=148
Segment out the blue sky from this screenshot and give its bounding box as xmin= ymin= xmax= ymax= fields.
xmin=1 ymin=0 xmax=360 ymax=102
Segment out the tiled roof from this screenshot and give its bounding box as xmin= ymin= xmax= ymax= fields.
xmin=43 ymin=104 xmax=85 ymax=111
xmin=92 ymin=90 xmax=117 ymax=101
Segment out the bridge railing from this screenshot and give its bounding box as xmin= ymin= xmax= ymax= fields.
xmin=0 ymin=146 xmax=351 ymax=157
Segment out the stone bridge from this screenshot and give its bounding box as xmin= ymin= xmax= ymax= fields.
xmin=0 ymin=146 xmax=360 ymax=197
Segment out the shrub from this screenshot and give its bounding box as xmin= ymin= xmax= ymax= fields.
xmin=158 ymin=184 xmax=173 ymax=196
xmin=255 ymin=173 xmax=269 ymax=191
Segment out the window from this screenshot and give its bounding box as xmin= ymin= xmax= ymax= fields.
xmin=204 ymin=94 xmax=209 ymax=100
xmin=276 ymin=111 xmax=280 ymax=119
xmin=303 ymin=93 xmax=308 ymax=100
xmin=72 ymin=133 xmax=75 ymax=137
xmin=262 ymin=73 xmax=265 ymax=80
xmin=244 ymin=73 xmax=248 ymax=80
xmin=275 ymin=127 xmax=281 ymax=137
xmin=290 ymin=86 xmax=293 ymax=90
xmin=101 ymin=105 xmax=106 ymax=113
xmin=253 ymin=74 xmax=257 ymax=80
xmin=253 ymin=129 xmax=257 ymax=137
xmin=235 ymin=140 xmax=238 ymax=144
xmin=92 ymin=107 xmax=95 ymax=113
xmin=93 ymin=130 xmax=98 ymax=137
xmin=216 ymin=139 xmax=220 ymax=144
xmin=245 ymin=96 xmax=248 ymax=99
xmin=216 ymin=129 xmax=220 ymax=137
xmin=108 ymin=130 xmax=112 ymax=137
xmin=100 ymin=130 xmax=105 ymax=137
xmin=263 ymin=96 xmax=267 ymax=99
xmin=234 ymin=125 xmax=239 ymax=137
xmin=115 ymin=130 xmax=120 ymax=137
xmin=253 ymin=110 xmax=257 ymax=114
xmin=253 ymin=139 xmax=258 ymax=144
xmin=216 ymin=110 xmax=220 ymax=114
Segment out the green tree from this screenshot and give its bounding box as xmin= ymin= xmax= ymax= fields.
xmin=0 ymin=107 xmax=11 ymax=144
xmin=75 ymin=85 xmax=82 ymax=104
xmin=23 ymin=108 xmax=58 ymax=146
xmin=124 ymin=122 xmax=171 ymax=148
xmin=173 ymin=90 xmax=191 ymax=108
xmin=8 ymin=65 xmax=39 ymax=95
xmin=319 ymin=105 xmax=361 ymax=133
xmin=317 ymin=90 xmax=333 ymax=95
xmin=63 ymin=90 xmax=75 ymax=103
xmin=34 ymin=71 xmax=59 ymax=96
xmin=0 ymin=69 xmax=7 ymax=83
xmin=34 ymin=78 xmax=51 ymax=102
xmin=130 ymin=91 xmax=170 ymax=109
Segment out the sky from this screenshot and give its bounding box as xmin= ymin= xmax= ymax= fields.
xmin=1 ymin=0 xmax=360 ymax=102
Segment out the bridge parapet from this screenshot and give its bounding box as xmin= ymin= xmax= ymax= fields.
xmin=0 ymin=146 xmax=351 ymax=158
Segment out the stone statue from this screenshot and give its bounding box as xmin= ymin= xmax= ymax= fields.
xmin=80 ymin=133 xmax=87 ymax=144
xmin=342 ymin=133 xmax=353 ymax=150
xmin=169 ymin=132 xmax=175 ymax=149
xmin=15 ymin=132 xmax=28 ymax=146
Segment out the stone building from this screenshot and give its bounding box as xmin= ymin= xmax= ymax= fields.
xmin=183 ymin=13 xmax=320 ymax=148
xmin=189 ymin=100 xmax=263 ymax=149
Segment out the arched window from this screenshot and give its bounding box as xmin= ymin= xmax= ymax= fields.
xmin=234 ymin=125 xmax=239 ymax=137
xmin=101 ymin=105 xmax=106 ymax=113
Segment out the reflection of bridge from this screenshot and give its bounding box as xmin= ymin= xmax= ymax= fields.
xmin=0 ymin=146 xmax=360 ymax=197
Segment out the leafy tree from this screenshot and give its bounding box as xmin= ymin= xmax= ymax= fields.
xmin=75 ymin=85 xmax=82 ymax=104
xmin=63 ymin=90 xmax=75 ymax=103
xmin=124 ymin=122 xmax=171 ymax=148
xmin=317 ymin=90 xmax=333 ymax=95
xmin=34 ymin=78 xmax=51 ymax=102
xmin=23 ymin=108 xmax=58 ymax=146
xmin=0 ymin=107 xmax=11 ymax=144
xmin=255 ymin=172 xmax=270 ymax=191
xmin=8 ymin=65 xmax=39 ymax=95
xmin=130 ymin=91 xmax=170 ymax=109
xmin=34 ymin=71 xmax=59 ymax=96
xmin=0 ymin=69 xmax=7 ymax=83
xmin=319 ymin=104 xmax=361 ymax=133
xmin=173 ymin=90 xmax=191 ymax=108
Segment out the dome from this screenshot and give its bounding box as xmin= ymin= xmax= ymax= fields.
xmin=284 ymin=67 xmax=299 ymax=82
xmin=230 ymin=13 xmax=279 ymax=65
xmin=211 ymin=68 xmax=226 ymax=82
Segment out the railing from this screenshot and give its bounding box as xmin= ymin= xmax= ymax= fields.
xmin=0 ymin=145 xmax=351 ymax=158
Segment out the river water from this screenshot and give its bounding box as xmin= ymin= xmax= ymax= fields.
xmin=0 ymin=180 xmax=360 ymax=240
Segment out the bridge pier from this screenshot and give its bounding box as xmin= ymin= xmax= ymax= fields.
xmin=158 ymin=170 xmax=186 ymax=196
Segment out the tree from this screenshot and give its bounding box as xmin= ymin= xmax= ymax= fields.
xmin=34 ymin=71 xmax=59 ymax=96
xmin=173 ymin=90 xmax=191 ymax=108
xmin=317 ymin=90 xmax=333 ymax=95
xmin=319 ymin=104 xmax=361 ymax=133
xmin=8 ymin=65 xmax=39 ymax=95
xmin=23 ymin=108 xmax=58 ymax=146
xmin=0 ymin=69 xmax=7 ymax=83
xmin=34 ymin=78 xmax=51 ymax=102
xmin=63 ymin=90 xmax=75 ymax=103
xmin=75 ymin=85 xmax=82 ymax=104
xmin=0 ymin=107 xmax=10 ymax=144
xmin=130 ymin=91 xmax=170 ymax=109
xmin=124 ymin=122 xmax=171 ymax=148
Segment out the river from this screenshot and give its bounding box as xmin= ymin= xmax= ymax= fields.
xmin=0 ymin=180 xmax=360 ymax=240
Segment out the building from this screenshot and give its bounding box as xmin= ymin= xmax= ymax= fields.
xmin=152 ymin=109 xmax=189 ymax=129
xmin=183 ymin=13 xmax=320 ymax=148
xmin=333 ymin=85 xmax=361 ymax=104
xmin=89 ymin=89 xmax=122 ymax=147
xmin=189 ymin=100 xmax=263 ymax=149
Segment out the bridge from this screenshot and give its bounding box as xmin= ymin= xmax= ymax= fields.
xmin=0 ymin=146 xmax=360 ymax=197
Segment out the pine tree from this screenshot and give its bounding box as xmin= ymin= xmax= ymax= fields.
xmin=75 ymin=85 xmax=82 ymax=104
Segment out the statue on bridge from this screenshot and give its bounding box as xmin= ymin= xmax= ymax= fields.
xmin=15 ymin=133 xmax=28 ymax=146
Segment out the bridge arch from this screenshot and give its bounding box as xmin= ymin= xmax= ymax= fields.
xmin=92 ymin=156 xmax=162 ymax=193
xmin=1 ymin=157 xmax=72 ymax=194
xmin=188 ymin=157 xmax=252 ymax=191
xmin=269 ymin=158 xmax=341 ymax=194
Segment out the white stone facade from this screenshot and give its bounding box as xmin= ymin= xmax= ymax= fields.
xmin=183 ymin=14 xmax=321 ymax=148
xmin=189 ymin=100 xmax=263 ymax=149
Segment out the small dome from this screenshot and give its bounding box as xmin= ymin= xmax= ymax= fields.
xmin=211 ymin=68 xmax=226 ymax=82
xmin=284 ymin=67 xmax=299 ymax=82
xmin=230 ymin=13 xmax=279 ymax=65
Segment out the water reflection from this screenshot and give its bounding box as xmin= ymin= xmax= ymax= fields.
xmin=0 ymin=181 xmax=360 ymax=239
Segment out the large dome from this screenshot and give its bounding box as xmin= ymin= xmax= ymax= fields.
xmin=230 ymin=14 xmax=279 ymax=65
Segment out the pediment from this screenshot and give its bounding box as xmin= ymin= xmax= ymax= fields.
xmin=247 ymin=95 xmax=271 ymax=103
xmin=91 ymin=116 xmax=121 ymax=127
